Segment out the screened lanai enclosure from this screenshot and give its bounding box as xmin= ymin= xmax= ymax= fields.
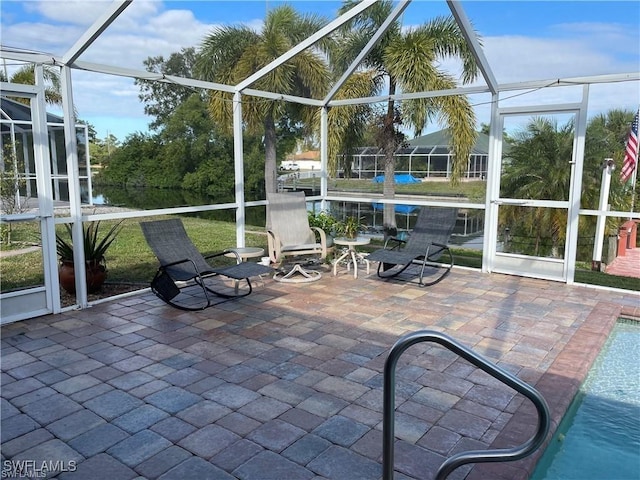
xmin=0 ymin=0 xmax=639 ymax=323
xmin=344 ymin=130 xmax=489 ymax=180
xmin=1 ymin=97 xmax=92 ymax=205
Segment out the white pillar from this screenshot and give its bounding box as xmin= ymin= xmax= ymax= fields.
xmin=592 ymin=158 xmax=615 ymax=270
xmin=33 ymin=65 xmax=61 ymax=313
xmin=320 ymin=107 xmax=328 ymax=211
xmin=233 ymin=90 xmax=245 ymax=247
xmin=60 ymin=65 xmax=88 ymax=307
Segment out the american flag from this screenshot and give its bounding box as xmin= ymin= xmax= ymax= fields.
xmin=620 ymin=109 xmax=639 ymax=183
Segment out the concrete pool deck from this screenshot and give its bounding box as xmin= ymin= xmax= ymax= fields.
xmin=1 ymin=268 xmax=638 ymax=479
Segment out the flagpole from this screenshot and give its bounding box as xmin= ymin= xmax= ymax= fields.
xmin=631 ymin=159 xmax=637 ymax=217
xmin=625 ymin=107 xmax=639 ymax=217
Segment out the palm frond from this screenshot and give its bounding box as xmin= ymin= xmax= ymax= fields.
xmin=413 ymin=16 xmax=480 ymax=84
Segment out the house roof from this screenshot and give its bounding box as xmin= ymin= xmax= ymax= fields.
xmin=408 ymin=130 xmax=490 ymax=155
xmin=351 ymin=130 xmax=491 ymax=156
xmin=1 ymin=97 xmax=64 ymax=124
xmin=290 ymin=150 xmax=320 ymax=161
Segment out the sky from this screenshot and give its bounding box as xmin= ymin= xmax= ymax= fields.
xmin=1 ymin=0 xmax=639 ymax=141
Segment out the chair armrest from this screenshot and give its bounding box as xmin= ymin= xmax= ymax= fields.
xmin=266 ymin=229 xmax=283 ymax=263
xmin=422 ymin=242 xmax=450 ymax=259
xmin=205 ymin=250 xmax=242 ymax=264
xmin=310 ymin=227 xmax=327 ymax=259
xmin=383 ymin=237 xmax=406 ymax=250
xmin=417 ymin=241 xmax=450 ymax=259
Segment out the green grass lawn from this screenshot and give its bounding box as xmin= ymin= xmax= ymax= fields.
xmin=298 ymin=178 xmax=487 ymax=201
xmin=1 ymin=214 xmax=637 ymax=295
xmin=0 ymin=216 xmax=269 ymax=292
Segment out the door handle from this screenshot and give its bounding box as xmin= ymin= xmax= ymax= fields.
xmin=491 ymin=200 xmax=531 ymax=206
xmin=0 ymin=214 xmax=38 ymax=224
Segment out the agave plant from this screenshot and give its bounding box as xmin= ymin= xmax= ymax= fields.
xmin=56 ymin=220 xmax=123 ymax=263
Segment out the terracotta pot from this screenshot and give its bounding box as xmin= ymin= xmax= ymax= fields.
xmin=59 ymin=259 xmax=107 ymax=294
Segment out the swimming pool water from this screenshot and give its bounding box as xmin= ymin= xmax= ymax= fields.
xmin=531 ymin=319 xmax=640 ymax=480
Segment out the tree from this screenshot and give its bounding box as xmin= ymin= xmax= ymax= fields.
xmin=94 ymin=132 xmax=162 ymax=187
xmin=78 ymin=121 xmax=119 ymax=167
xmin=583 ymin=109 xmax=638 ymax=207
xmin=196 ymin=5 xmax=331 ymax=194
xmin=1 ymin=64 xmax=62 ymax=106
xmin=499 ymin=112 xmax=634 ymax=259
xmin=500 ymin=117 xmax=574 ymax=257
xmin=325 ymin=71 xmax=380 ymax=179
xmin=0 ymin=143 xmax=29 ymax=244
xmin=329 ymin=0 xmax=479 ymax=228
xmin=162 ymin=93 xmax=234 ymax=194
xmin=136 ymin=47 xmax=199 ymax=131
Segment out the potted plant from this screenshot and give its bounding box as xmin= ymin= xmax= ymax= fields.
xmin=340 ymin=216 xmax=364 ymax=239
xmin=56 ymin=220 xmax=123 ymax=294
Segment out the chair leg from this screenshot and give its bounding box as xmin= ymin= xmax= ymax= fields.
xmin=377 ymin=261 xmax=412 ymax=279
xmin=150 ymin=270 xmax=210 ymax=311
xmin=418 ymin=248 xmax=454 ymax=287
xmin=151 ymin=284 xmax=211 ymax=311
xmin=198 ymin=275 xmax=253 ymax=299
xmin=274 ymin=264 xmax=322 ymax=283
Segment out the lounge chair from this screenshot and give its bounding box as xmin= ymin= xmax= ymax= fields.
xmin=367 ymin=206 xmax=458 ymax=286
xmin=266 ymin=191 xmax=328 ymax=282
xmin=141 ymin=218 xmax=272 ymax=310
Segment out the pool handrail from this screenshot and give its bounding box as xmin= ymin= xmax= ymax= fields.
xmin=382 ymin=329 xmax=551 ymax=480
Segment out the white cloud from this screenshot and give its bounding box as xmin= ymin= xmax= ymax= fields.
xmin=66 ymin=5 xmax=215 ymax=69
xmin=3 ymin=2 xmax=637 ymax=140
xmin=2 ymin=21 xmax=84 ymax=55
xmin=25 ymin=1 xmax=108 ymax=26
xmin=486 ymin=33 xmax=637 ymax=82
xmin=2 ymin=2 xmax=262 ymax=138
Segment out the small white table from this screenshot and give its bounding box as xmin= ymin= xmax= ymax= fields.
xmin=224 ymin=247 xmax=265 ymax=263
xmin=333 ymin=237 xmax=371 ymax=279
xmin=224 ymin=247 xmax=267 ymax=288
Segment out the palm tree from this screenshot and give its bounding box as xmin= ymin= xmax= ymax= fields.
xmin=328 ymin=0 xmax=479 ymax=228
xmin=196 ymin=5 xmax=331 ymax=194
xmin=2 ymin=64 xmax=62 ymax=106
xmin=500 ymin=117 xmax=574 ymax=257
xmin=501 ymin=112 xmax=636 ymax=259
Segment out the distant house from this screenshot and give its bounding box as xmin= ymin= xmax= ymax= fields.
xmin=1 ymin=97 xmax=92 ymax=204
xmin=282 ymin=150 xmax=321 ymax=171
xmin=344 ymin=129 xmax=489 ymax=180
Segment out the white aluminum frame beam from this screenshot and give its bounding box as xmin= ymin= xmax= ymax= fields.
xmin=498 ymin=72 xmax=640 ymax=91
xmin=0 ymin=50 xmax=53 ymax=65
xmin=235 ymin=0 xmax=377 ymax=92
xmin=233 ymin=91 xmax=245 ymax=247
xmin=62 ymin=0 xmax=132 ymax=65
xmin=323 ymin=0 xmax=412 ymax=104
xmin=59 ymin=64 xmax=89 ymax=306
xmin=320 ymin=107 xmax=329 ymax=210
xmin=70 ymin=59 xmax=236 ymax=93
xmin=565 ymin=85 xmax=590 ymax=284
xmin=446 ymin=0 xmax=498 ymax=94
xmin=32 ymin=66 xmax=60 ymax=313
xmin=2 ymin=48 xmax=636 ymax=110
xmin=328 ymin=85 xmax=491 ymax=107
xmin=0 ymin=82 xmax=40 ymax=95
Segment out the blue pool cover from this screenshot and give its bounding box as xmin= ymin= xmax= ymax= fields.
xmin=371 ymin=203 xmax=417 ymax=214
xmin=372 ymin=174 xmax=421 ymax=184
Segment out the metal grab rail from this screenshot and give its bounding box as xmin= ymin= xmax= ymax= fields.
xmin=383 ymin=330 xmax=550 ymax=480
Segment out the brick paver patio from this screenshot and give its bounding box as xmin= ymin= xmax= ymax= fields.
xmin=1 ymin=268 xmax=638 ymax=480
